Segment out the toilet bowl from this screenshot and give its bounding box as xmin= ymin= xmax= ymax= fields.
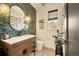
xmin=36 ymin=40 xmax=44 ymax=51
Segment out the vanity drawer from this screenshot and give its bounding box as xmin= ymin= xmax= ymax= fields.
xmin=12 ymin=45 xmax=28 ymax=56
xmin=27 ymin=45 xmax=36 ymax=54
xmin=12 ymin=37 xmax=36 ymax=48
xmin=27 ymin=38 xmax=36 ymax=46
xmin=12 ymin=44 xmax=36 ymax=56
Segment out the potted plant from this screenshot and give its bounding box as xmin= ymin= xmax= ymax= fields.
xmin=53 ymin=29 xmax=65 ymax=56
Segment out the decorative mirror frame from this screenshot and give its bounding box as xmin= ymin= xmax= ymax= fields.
xmin=10 ymin=6 xmax=25 ymax=31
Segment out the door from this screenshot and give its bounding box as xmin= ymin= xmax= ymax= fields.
xmin=66 ymin=3 xmax=79 ymax=56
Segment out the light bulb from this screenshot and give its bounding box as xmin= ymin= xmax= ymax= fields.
xmin=25 ymin=16 xmax=31 ymax=23
xmin=0 ymin=4 xmax=10 ymax=16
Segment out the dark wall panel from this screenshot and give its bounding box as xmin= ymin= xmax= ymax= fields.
xmin=66 ymin=3 xmax=79 ymax=56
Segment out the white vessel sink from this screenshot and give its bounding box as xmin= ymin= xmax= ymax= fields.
xmin=1 ymin=35 xmax=36 ymax=45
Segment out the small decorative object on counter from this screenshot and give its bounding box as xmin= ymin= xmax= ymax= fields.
xmin=3 ymin=33 xmax=10 ymax=40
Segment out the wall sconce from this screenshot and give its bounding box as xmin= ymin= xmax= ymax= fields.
xmin=0 ymin=4 xmax=10 ymax=16
xmin=25 ymin=16 xmax=31 ymax=24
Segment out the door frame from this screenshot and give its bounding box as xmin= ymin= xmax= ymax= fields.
xmin=65 ymin=3 xmax=69 ymax=56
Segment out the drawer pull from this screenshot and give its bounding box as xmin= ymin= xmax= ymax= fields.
xmin=6 ymin=48 xmax=8 ymax=51
xmin=22 ymin=49 xmax=27 ymax=55
xmin=32 ymin=49 xmax=35 ymax=52
xmin=33 ymin=46 xmax=35 ymax=48
xmin=33 ymin=41 xmax=35 ymax=43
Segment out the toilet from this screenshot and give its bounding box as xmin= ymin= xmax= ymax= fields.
xmin=36 ymin=40 xmax=44 ymax=51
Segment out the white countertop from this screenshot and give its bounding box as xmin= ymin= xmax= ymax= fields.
xmin=1 ymin=35 xmax=36 ymax=45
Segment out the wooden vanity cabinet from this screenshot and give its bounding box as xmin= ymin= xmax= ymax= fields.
xmin=2 ymin=37 xmax=36 ymax=56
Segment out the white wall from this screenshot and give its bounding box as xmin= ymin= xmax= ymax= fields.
xmin=36 ymin=3 xmax=64 ymax=49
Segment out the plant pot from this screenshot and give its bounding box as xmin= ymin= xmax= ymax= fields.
xmin=55 ymin=44 xmax=63 ymax=56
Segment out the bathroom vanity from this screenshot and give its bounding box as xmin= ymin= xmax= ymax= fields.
xmin=1 ymin=35 xmax=36 ymax=56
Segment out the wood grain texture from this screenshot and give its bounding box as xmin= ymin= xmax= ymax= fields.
xmin=2 ymin=37 xmax=36 ymax=56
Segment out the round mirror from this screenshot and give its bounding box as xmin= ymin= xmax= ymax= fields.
xmin=10 ymin=6 xmax=25 ymax=31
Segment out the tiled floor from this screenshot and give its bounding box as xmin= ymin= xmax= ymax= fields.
xmin=29 ymin=48 xmax=55 ymax=56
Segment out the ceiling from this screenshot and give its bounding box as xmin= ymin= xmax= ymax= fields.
xmin=31 ymin=3 xmax=65 ymax=10
xmin=31 ymin=3 xmax=46 ymax=10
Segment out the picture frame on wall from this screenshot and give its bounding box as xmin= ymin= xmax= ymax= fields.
xmin=48 ymin=9 xmax=58 ymax=29
xmin=39 ymin=19 xmax=44 ymax=29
